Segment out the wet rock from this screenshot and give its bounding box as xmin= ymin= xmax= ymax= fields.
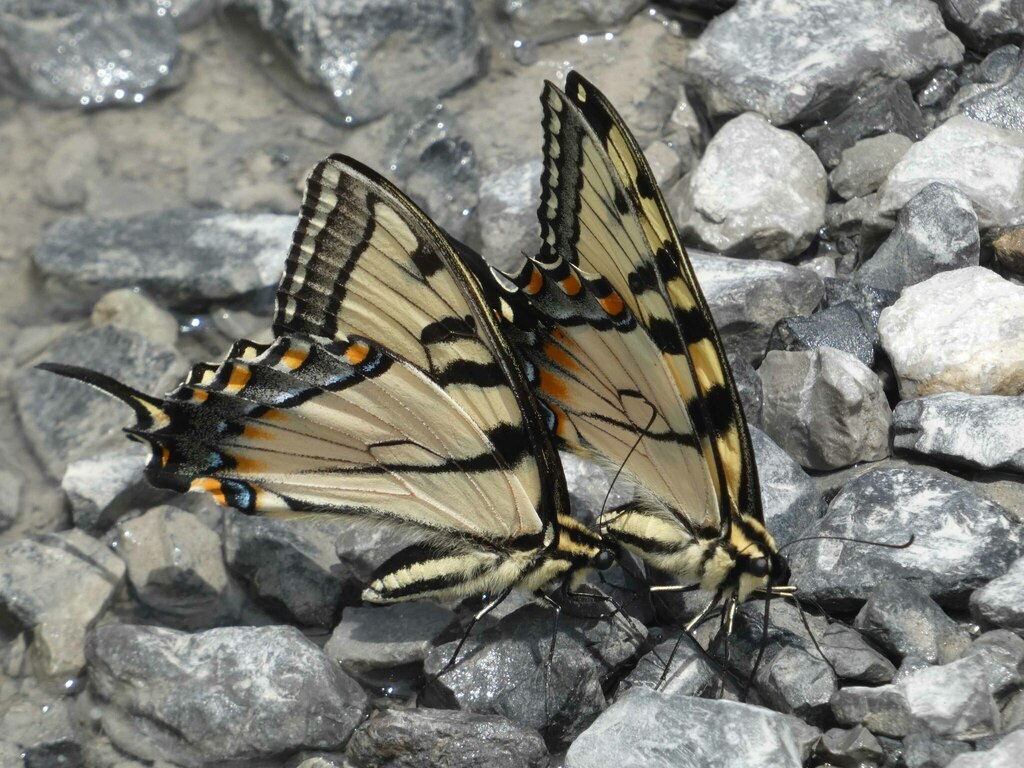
xmin=15 ymin=324 xmax=184 ymax=478
xmin=938 ymin=0 xmax=1024 ymax=53
xmin=767 ymin=302 xmax=876 ymax=368
xmin=879 ymin=116 xmax=1024 ymax=230
xmin=0 ymin=1 xmax=181 ymax=108
xmin=87 ymin=623 xmax=368 ymax=765
xmin=0 ymin=529 xmax=125 ymax=677
xmin=692 ymin=251 xmax=825 ymax=363
xmin=223 ymin=512 xmax=349 ymax=628
xmin=623 ymin=632 xmax=719 ymax=698
xmin=829 ymin=133 xmax=914 ymax=200
xmin=751 ymin=425 xmax=823 ymax=546
xmin=789 ymin=467 xmax=1024 ymax=610
xmin=325 ymin=600 xmax=456 ymax=680
xmin=916 ymin=67 xmax=961 ymax=110
xmin=893 ymin=393 xmax=1024 ymax=473
xmin=760 ymin=348 xmax=891 ymax=471
xmin=955 ymin=51 xmax=1024 ymax=135
xmin=423 ymin=603 xmax=645 ymax=748
xmin=856 ymin=183 xmax=980 ymax=293
xmin=113 ymin=505 xmax=248 ymax=629
xmin=806 ymin=81 xmax=927 ymax=169
xmin=35 ymin=208 xmax=295 ymax=309
xmin=91 ymin=288 xmax=179 ymax=348
xmin=0 ymin=698 xmax=82 ymax=768
xmin=400 ymin=134 xmax=479 ymax=243
xmin=878 ymin=267 xmax=1024 ymax=398
xmin=971 ymin=556 xmax=1024 ymax=632
xmin=854 ymin=580 xmax=972 ymax=664
xmin=676 ymin=113 xmax=826 ymax=261
xmin=497 ymin=0 xmax=645 ymax=45
xmin=233 ymin=0 xmax=485 ymax=125
xmin=816 ymin=726 xmax=885 ymax=768
xmin=565 ymin=687 xmax=820 ymax=768
xmin=347 ymin=708 xmax=548 ymax=768
xmin=161 ymin=0 xmax=218 ymax=30
xmin=903 ymin=732 xmax=972 ymax=768
xmin=993 ymin=226 xmax=1024 ymax=274
xmin=62 ymin=444 xmax=162 ymax=532
xmin=685 ymin=0 xmax=961 ymax=126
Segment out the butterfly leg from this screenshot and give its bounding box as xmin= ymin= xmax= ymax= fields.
xmin=436 ymin=586 xmax=514 ymax=677
xmin=656 ymin=589 xmax=722 ymax=689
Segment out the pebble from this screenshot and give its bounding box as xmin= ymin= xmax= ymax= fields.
xmin=937 ymin=0 xmax=1024 ymax=53
xmin=825 ymin=192 xmax=898 ymax=261
xmin=766 ymin=301 xmax=877 ymax=368
xmin=62 ymin=444 xmax=157 ymax=532
xmin=993 ymin=226 xmax=1024 ymax=274
xmin=685 ymin=0 xmax=962 ymax=125
xmin=879 ymin=116 xmax=1024 ymax=230
xmin=903 ymin=731 xmax=972 ymax=768
xmin=760 ymin=348 xmax=891 ymax=471
xmin=829 ymin=133 xmax=914 ymax=200
xmin=878 ymin=267 xmax=1024 ymax=398
xmin=623 ymin=632 xmax=719 ymax=698
xmin=816 ymin=725 xmax=885 ymax=767
xmin=751 ymin=426 xmax=824 ymax=545
xmin=954 ymin=48 xmax=1024 ymax=135
xmin=970 ymin=555 xmax=1024 ymax=632
xmin=0 ymin=698 xmax=82 ymax=768
xmin=90 ymin=288 xmax=180 ymax=348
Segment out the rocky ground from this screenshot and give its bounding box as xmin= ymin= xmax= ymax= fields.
xmin=1 ymin=1 xmax=1023 ymax=767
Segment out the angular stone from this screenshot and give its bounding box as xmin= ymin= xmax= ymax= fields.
xmin=91 ymin=288 xmax=180 ymax=348
xmin=676 ymin=113 xmax=826 ymax=261
xmin=789 ymin=467 xmax=1024 ymax=610
xmin=956 ymin=51 xmax=1024 ymax=136
xmin=16 ymin=325 xmax=184 ymax=478
xmin=829 ymin=133 xmax=913 ymax=200
xmin=751 ymin=426 xmax=823 ymax=546
xmin=565 ymin=688 xmax=820 ymax=768
xmin=825 ymin=192 xmax=897 ymax=260
xmin=87 ymin=624 xmax=368 ymax=765
xmin=0 ymin=698 xmax=82 ymax=768
xmin=35 ymin=209 xmax=295 ymax=309
xmin=878 ymin=267 xmax=1024 ymax=399
xmin=767 ymin=302 xmax=876 ymax=368
xmin=423 ymin=603 xmax=645 ymax=749
xmin=0 ymin=529 xmax=125 ymax=677
xmin=903 ymin=731 xmax=972 ymax=768
xmin=816 ymin=726 xmax=885 ymax=768
xmin=0 ymin=1 xmax=181 ymax=108
xmin=63 ymin=444 xmax=160 ymax=532
xmin=879 ymin=116 xmax=1024 ymax=229
xmin=760 ymin=348 xmax=892 ymax=471
xmin=993 ymin=226 xmax=1024 ymax=274
xmin=692 ymin=251 xmax=825 ymax=363
xmin=831 ymin=684 xmax=915 ymax=737
xmin=685 ymin=0 xmax=962 ymax=125
xmin=232 ymin=0 xmax=485 ymax=125
xmin=854 ymin=580 xmax=971 ymax=664
xmin=497 ymin=0 xmax=645 ymax=45
xmin=893 ymin=392 xmax=1024 ymax=473
xmin=623 ymin=633 xmax=719 ymax=698
xmin=347 ymin=708 xmax=548 ymax=768
xmin=856 ymin=183 xmax=980 ymax=292
xmin=971 ymin=556 xmax=1024 ymax=632
xmin=916 ymin=67 xmax=961 ymax=109
xmin=822 ymin=279 xmax=899 ymax=351
xmin=817 ymin=623 xmax=898 ymax=685
xmin=938 ymin=0 xmax=1024 ymax=53
xmin=729 ymin=350 xmax=763 ymax=426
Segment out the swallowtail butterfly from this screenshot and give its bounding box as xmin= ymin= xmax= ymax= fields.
xmin=43 ymin=155 xmax=614 ymax=608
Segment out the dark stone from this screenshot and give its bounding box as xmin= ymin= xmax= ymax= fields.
xmin=938 ymin=0 xmax=1024 ymax=53
xmin=816 ymin=726 xmax=885 ymax=768
xmin=750 ymin=426 xmax=824 ymax=547
xmin=767 ymin=302 xmax=876 ymax=367
xmin=728 ymin=349 xmax=762 ymax=427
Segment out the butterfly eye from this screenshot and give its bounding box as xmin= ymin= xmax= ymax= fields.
xmin=595 ymin=549 xmax=615 ymax=571
xmin=747 ymin=557 xmax=769 ymax=578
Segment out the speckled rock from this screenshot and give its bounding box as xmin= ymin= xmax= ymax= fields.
xmin=829 ymin=133 xmax=913 ymax=200
xmin=623 ymin=632 xmax=719 ymax=698
xmin=751 ymin=426 xmax=824 ymax=545
xmin=0 ymin=698 xmax=82 ymax=768
xmin=954 ymin=49 xmax=1024 ymax=136
xmin=90 ymin=288 xmax=179 ymax=348
xmin=86 ymin=623 xmax=368 ymax=766
xmin=993 ymin=226 xmax=1024 ymax=274
xmin=676 ymin=113 xmax=826 ymax=261
xmin=497 ymin=0 xmax=645 ymax=45
xmin=62 ymin=443 xmax=157 ymax=532
xmin=879 ymin=116 xmax=1024 ymax=229
xmin=938 ymin=0 xmax=1024 ymax=53
xmin=789 ymin=467 xmax=1024 ymax=610
xmin=970 ymin=555 xmax=1024 ymax=632
xmin=878 ymin=267 xmax=1024 ymax=398
xmin=766 ymin=302 xmax=876 ymax=368
xmin=893 ymin=392 xmax=1024 ymax=473
xmin=685 ymin=0 xmax=962 ymax=125
xmin=815 ymin=726 xmax=885 ymax=768
xmin=760 ymin=348 xmax=892 ymax=471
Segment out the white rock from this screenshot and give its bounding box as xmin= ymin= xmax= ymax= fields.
xmin=677 ymin=113 xmax=827 ymax=261
xmin=879 ymin=267 xmax=1024 ymax=398
xmin=947 ymin=730 xmax=1024 ymax=768
xmin=879 ymin=116 xmax=1024 ymax=230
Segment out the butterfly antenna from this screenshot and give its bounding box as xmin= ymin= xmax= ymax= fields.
xmin=599 ymin=403 xmax=656 ymax=523
xmin=790 ymin=595 xmax=839 ymax=678
xmin=778 ymin=533 xmax=914 ymax=553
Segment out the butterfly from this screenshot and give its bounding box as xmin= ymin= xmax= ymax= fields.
xmin=43 ymin=154 xmax=615 ymax=611
xmin=468 ymin=71 xmax=792 ymax=632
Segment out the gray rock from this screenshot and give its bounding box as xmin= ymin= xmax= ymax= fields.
xmin=0 ymin=469 xmax=22 ymax=534
xmin=971 ymin=555 xmax=1024 ymax=632
xmin=916 ymin=67 xmax=961 ymax=109
xmin=893 ymin=392 xmax=1024 ymax=473
xmin=0 ymin=741 xmax=21 ymax=767
xmin=0 ymin=529 xmax=125 ymax=677
xmin=821 ymin=279 xmax=899 ymax=348
xmin=35 ymin=208 xmax=295 ymax=309
xmin=162 ymin=0 xmax=218 ymax=30
xmin=423 ymin=603 xmax=645 ymax=749
xmin=956 ymin=51 xmax=1024 ymax=135
xmin=87 ymin=623 xmax=368 ymax=766
xmin=223 ymin=512 xmax=349 ymax=628
xmin=879 ymin=116 xmax=1024 ymax=230
xmin=34 ymin=130 xmax=99 ymax=210
xmin=400 ymin=134 xmax=479 ymax=243
xmin=623 ymin=632 xmax=720 ymax=698
xmin=760 ymin=348 xmax=892 ymax=471
xmin=497 ymin=0 xmax=645 ymax=45
xmin=684 ymin=0 xmax=962 ymax=126
xmin=475 ymin=162 xmax=539 ymax=273
xmin=803 ymin=80 xmax=928 ymax=169
xmin=767 ymin=302 xmax=876 ymax=368
xmin=856 ymin=183 xmax=980 ymax=292
xmin=817 ymin=622 xmax=898 ymax=685
xmin=233 ymin=0 xmax=485 ymax=125
xmin=561 ymin=452 xmax=635 ymax=528
xmin=16 ymin=324 xmax=184 ymax=478
xmin=830 ymin=684 xmax=915 ymax=738
xmin=829 ymin=133 xmax=914 ymax=200
xmin=676 ymin=113 xmax=826 ymax=261
xmin=903 ymin=732 xmax=972 ymax=768
xmin=565 ymin=687 xmax=820 ymax=768
xmin=0 ymin=1 xmax=181 ymax=108
xmin=825 ymin=192 xmax=898 ymax=261
xmin=789 ymin=467 xmax=1024 ymax=610
xmin=750 ymin=425 xmax=824 ymax=546
xmin=878 ymin=267 xmax=1024 ymax=399
xmin=950 ymin=730 xmax=1024 ymax=767
xmin=853 ymin=580 xmax=972 ymax=664
xmin=91 ymin=288 xmax=179 ymax=348
xmin=113 ymin=505 xmax=248 ymax=629
xmin=691 ymin=250 xmax=825 ymax=363
xmin=938 ymin=0 xmax=1024 ymax=53
xmin=0 ymin=698 xmax=82 ymax=768
xmin=816 ymin=726 xmax=885 ymax=768
xmin=729 ymin=350 xmax=763 ymax=426
xmin=63 ymin=444 xmax=160 ymax=532
xmin=347 ymin=708 xmax=548 ymax=768
xmin=970 ymin=471 xmax=1024 ymax=524
xmin=325 ymin=600 xmax=456 ymax=679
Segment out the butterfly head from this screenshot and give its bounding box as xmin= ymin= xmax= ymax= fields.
xmin=716 ymin=518 xmax=790 ymax=602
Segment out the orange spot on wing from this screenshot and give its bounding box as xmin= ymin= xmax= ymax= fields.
xmin=599 ymin=290 xmax=624 ymax=316
xmin=543 ymin=341 xmax=577 ymax=371
xmin=281 ymin=347 xmax=308 ymax=370
xmin=262 ymin=408 xmax=288 ymax=421
xmin=526 ymin=267 xmax=543 ymax=295
xmin=232 ymin=455 xmax=267 ymax=474
xmin=191 ymin=477 xmax=226 ymax=506
xmin=346 ymin=342 xmax=370 ymax=365
xmin=559 ymin=272 xmax=582 ymax=296
xmin=538 ymin=369 xmax=568 ymax=400
xmin=192 ymin=389 xmax=209 ymax=402
xmin=242 ymin=424 xmax=274 ymax=440
xmin=226 ymin=366 xmax=251 ymax=393
xmin=160 ymin=445 xmax=170 ymax=467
